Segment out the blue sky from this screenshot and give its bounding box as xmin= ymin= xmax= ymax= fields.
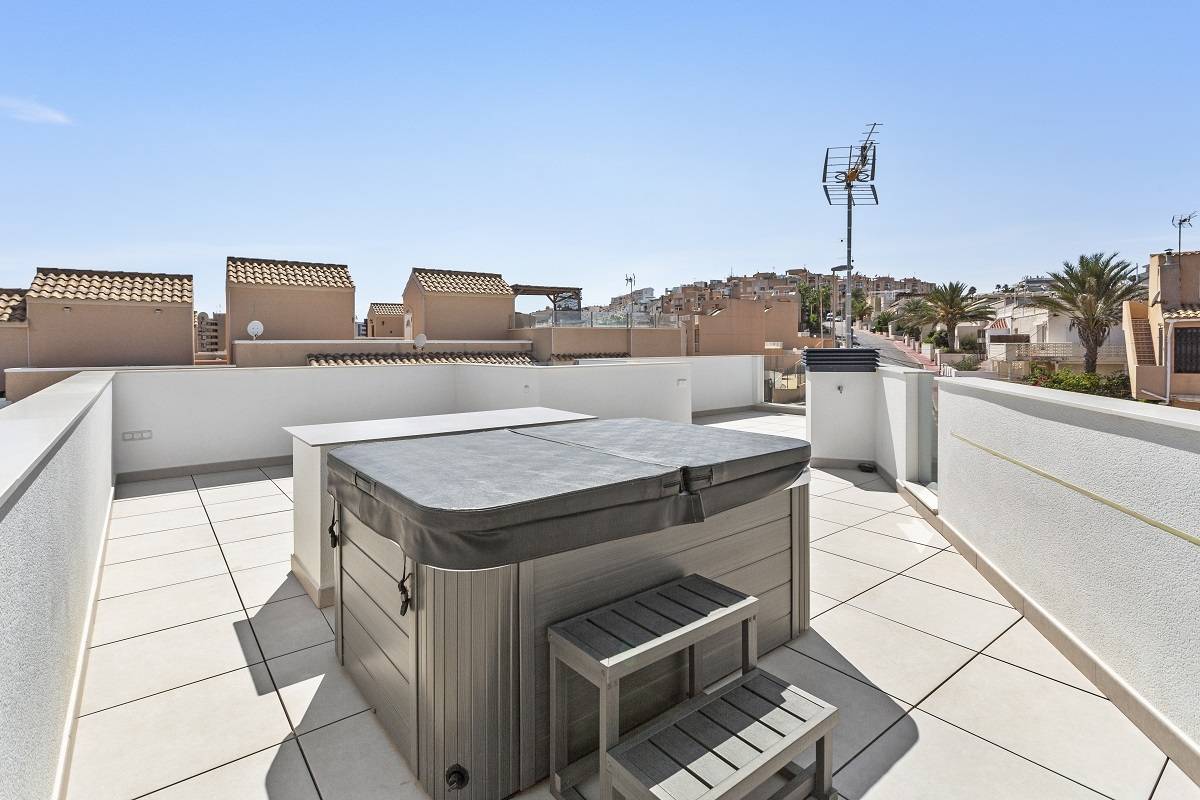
xmin=2 ymin=2 xmax=1197 ymax=316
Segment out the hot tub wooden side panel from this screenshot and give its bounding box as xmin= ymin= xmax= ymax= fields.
xmin=519 ymin=486 xmax=806 ymax=785
xmin=415 ymin=562 xmax=522 ymax=800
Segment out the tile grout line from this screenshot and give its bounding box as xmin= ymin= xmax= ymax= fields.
xmin=109 ymin=503 xmax=291 ymax=539
xmin=811 ymin=538 xmax=945 ymax=576
xmin=826 ymin=614 xmax=1110 ymax=794
xmin=97 ymin=556 xmax=300 ymax=603
xmin=125 ymin=707 xmax=374 ymax=800
xmin=1145 ymin=759 xmax=1169 ymax=800
xmin=894 ymin=616 xmax=1128 ymax=799
xmin=975 ymin=652 xmax=1109 ymax=701
xmin=188 ymin=472 xmax=327 ymax=800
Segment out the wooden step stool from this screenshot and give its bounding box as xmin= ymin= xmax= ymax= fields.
xmin=548 ymin=574 xmax=762 ymax=799
xmin=608 ymin=668 xmax=838 ymax=800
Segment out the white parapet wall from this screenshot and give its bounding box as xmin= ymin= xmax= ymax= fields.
xmin=112 ymin=360 xmax=692 ymax=477
xmin=938 ymin=377 xmax=1200 ymax=772
xmin=805 ymin=364 xmax=934 ymax=486
xmin=576 ymin=355 xmax=765 ymax=413
xmin=0 ymin=372 xmax=115 ymax=800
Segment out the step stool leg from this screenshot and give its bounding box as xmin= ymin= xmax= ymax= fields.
xmin=599 ymin=677 xmax=620 ymax=800
xmin=549 ymin=647 xmax=568 ymax=798
xmin=814 ymin=733 xmax=837 ymax=800
xmin=688 ymin=644 xmax=702 ymax=697
xmin=742 ymin=615 xmax=758 ymax=673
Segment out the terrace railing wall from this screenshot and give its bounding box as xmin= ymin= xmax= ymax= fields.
xmin=0 ymin=372 xmax=115 ymax=800
xmin=938 ymin=377 xmax=1200 ymax=781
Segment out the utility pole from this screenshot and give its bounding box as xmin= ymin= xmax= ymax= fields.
xmin=624 ymin=273 xmax=636 ymax=355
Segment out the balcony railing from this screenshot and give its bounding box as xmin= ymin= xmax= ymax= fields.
xmin=987 ymin=342 xmax=1127 ymax=362
xmin=514 ymin=310 xmax=680 ymax=328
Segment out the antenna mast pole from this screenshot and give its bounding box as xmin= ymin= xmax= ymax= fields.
xmin=822 ymin=122 xmax=880 ymax=348
xmin=1172 ymin=212 xmax=1195 ymax=255
xmin=844 ymin=191 xmax=853 ymax=345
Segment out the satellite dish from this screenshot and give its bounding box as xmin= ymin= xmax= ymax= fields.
xmin=414 ymin=333 xmax=428 ymax=351
xmin=247 ymin=320 xmax=264 ymax=340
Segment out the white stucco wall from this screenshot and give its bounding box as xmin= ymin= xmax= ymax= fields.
xmin=806 ymin=365 xmax=933 ymax=483
xmin=0 ymin=372 xmax=114 ymax=800
xmin=113 ymin=360 xmax=694 ymax=476
xmin=939 ymin=378 xmax=1200 ymax=749
xmin=686 ymin=356 xmax=764 ymax=412
xmin=805 ymin=370 xmax=878 ymax=465
xmin=576 ymin=355 xmax=765 ymax=413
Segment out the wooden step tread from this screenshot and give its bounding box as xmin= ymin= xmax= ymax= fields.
xmin=549 ymin=574 xmax=757 ymax=677
xmin=607 ymin=669 xmax=838 ymax=800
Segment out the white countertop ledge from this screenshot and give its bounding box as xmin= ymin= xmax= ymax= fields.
xmin=284 ymin=406 xmax=595 ymax=447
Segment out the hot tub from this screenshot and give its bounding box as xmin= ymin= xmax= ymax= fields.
xmin=327 ymin=417 xmax=813 ymax=799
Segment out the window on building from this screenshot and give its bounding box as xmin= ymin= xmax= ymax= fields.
xmin=1175 ymin=328 xmax=1200 ymax=373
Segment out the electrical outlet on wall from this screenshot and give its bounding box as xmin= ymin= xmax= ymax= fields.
xmin=121 ymin=430 xmax=153 ymax=441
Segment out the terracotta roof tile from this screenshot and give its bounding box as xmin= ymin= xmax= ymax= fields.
xmin=1164 ymin=304 xmax=1200 ymax=320
xmin=27 ymin=269 xmax=192 ymax=304
xmin=412 ymin=268 xmax=511 ymax=295
xmin=550 ymin=352 xmax=630 ymax=361
xmin=307 ymin=351 xmax=535 ymax=367
xmin=0 ymin=289 xmax=27 ymax=322
xmin=227 ymin=257 xmax=354 ymax=288
xmin=368 ymin=302 xmax=409 ymax=316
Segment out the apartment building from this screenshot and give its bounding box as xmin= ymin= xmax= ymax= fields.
xmin=1123 ymin=250 xmax=1200 ymax=407
xmin=607 ymin=286 xmax=656 ymax=311
xmin=225 ymin=257 xmax=356 ymax=359
xmin=364 ymin=302 xmax=411 ymax=338
xmin=404 ymin=268 xmax=514 ymax=340
xmin=193 ymin=311 xmax=225 ymax=353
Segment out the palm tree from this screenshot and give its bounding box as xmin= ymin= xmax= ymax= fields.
xmin=845 ymin=288 xmax=866 ymax=324
xmin=920 ymin=282 xmax=994 ymax=347
xmin=895 ymin=298 xmax=929 ymax=338
xmin=872 ymin=310 xmax=897 ymax=333
xmin=1035 ymin=252 xmax=1145 ymax=373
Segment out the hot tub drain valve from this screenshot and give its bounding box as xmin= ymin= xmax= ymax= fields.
xmin=446 ymin=764 xmax=469 ymax=791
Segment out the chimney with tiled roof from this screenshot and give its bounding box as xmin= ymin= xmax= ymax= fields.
xmin=403 ymin=267 xmax=516 ymax=341
xmin=365 ymin=302 xmax=412 ymax=338
xmin=224 ymin=257 xmax=356 ymax=360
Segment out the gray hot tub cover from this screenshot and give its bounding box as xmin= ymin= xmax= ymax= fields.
xmin=326 ymin=418 xmax=809 ymax=570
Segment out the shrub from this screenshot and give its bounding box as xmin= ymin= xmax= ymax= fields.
xmin=1024 ymin=366 xmax=1131 ymax=399
xmin=921 ymin=330 xmax=950 ymax=348
xmin=954 ymin=356 xmax=981 ymax=371
xmin=957 ymin=334 xmax=978 ymax=352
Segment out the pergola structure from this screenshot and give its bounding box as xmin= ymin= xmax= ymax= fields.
xmin=510 ymin=284 xmax=582 ymax=325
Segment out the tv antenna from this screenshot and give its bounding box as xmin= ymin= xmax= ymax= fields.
xmin=822 ymin=122 xmax=881 ymax=348
xmin=247 ymin=320 xmax=263 ymax=340
xmin=1172 ymin=211 xmax=1196 ymax=253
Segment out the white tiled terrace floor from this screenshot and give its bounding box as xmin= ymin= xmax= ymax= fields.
xmin=64 ymin=413 xmax=1199 ymax=800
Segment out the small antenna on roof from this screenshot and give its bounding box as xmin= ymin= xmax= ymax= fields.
xmin=414 ymin=333 xmax=428 ymax=351
xmin=247 ymin=320 xmax=263 ymax=340
xmin=1172 ymin=211 xmax=1196 ymax=253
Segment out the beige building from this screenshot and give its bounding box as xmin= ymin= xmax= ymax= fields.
xmin=1122 ymin=250 xmax=1200 ymax=408
xmin=365 ymin=303 xmax=411 ymax=338
xmin=194 ymin=311 xmax=226 ymax=354
xmin=25 ymin=268 xmax=193 ymax=368
xmin=225 ymin=257 xmax=355 ymax=361
xmin=682 ymin=297 xmax=817 ymax=356
xmin=404 ymin=268 xmax=514 ymax=340
xmin=0 ymin=289 xmax=29 ymax=395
